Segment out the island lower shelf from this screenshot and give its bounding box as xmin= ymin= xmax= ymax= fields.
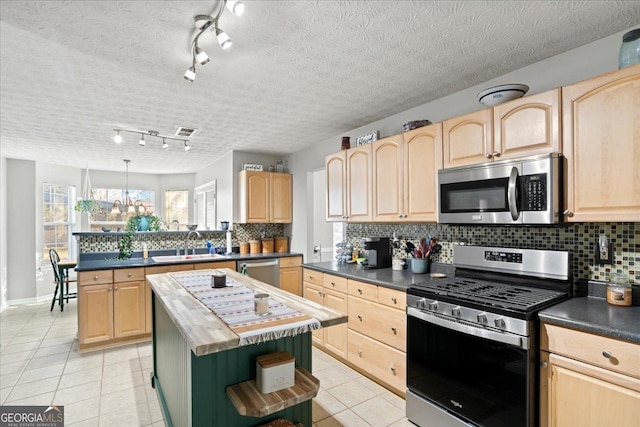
xmin=226 ymin=367 xmax=320 ymax=418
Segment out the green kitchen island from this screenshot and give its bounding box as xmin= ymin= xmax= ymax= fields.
xmin=146 ymin=268 xmax=347 ymax=427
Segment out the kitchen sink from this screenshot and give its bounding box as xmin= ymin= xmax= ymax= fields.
xmin=152 ymin=254 xmax=228 ymax=262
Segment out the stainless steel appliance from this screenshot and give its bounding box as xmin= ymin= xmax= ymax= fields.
xmin=406 ymin=245 xmax=571 ymax=427
xmin=437 ymin=153 xmax=562 ymax=225
xmin=237 ymin=259 xmax=280 ymax=287
xmin=363 ymin=237 xmax=391 ymax=269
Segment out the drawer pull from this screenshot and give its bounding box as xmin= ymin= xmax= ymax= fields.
xmin=357 ymin=350 xmax=362 ymax=357
xmin=94 ymin=275 xmax=99 ymax=280
xmin=602 ymin=350 xmax=613 ymax=359
xmin=391 ymin=297 xmax=397 ymax=304
xmin=540 ymin=361 xmax=548 ymax=368
xmin=114 ymin=287 xmax=118 ymax=291
xmin=391 ymin=327 xmax=397 ymax=334
xmin=358 ymin=288 xmax=363 ymax=294
xmin=357 ymin=315 xmax=362 ymax=322
xmin=331 ymin=282 xmax=336 ymax=287
xmin=390 ymin=366 xmax=396 ymax=374
xmin=108 ymin=288 xmax=112 ymax=293
xmin=127 ymin=273 xmax=132 ymax=277
xmin=318 ymin=291 xmax=323 ymax=296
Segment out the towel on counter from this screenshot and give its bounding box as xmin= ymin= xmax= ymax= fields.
xmin=169 ymin=270 xmax=320 ymax=345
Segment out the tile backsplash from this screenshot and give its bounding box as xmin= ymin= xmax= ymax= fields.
xmin=77 ymin=223 xmax=285 ymax=253
xmin=345 ymin=222 xmax=639 ymax=284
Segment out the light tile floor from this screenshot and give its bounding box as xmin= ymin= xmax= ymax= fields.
xmin=1 ymin=301 xmax=413 ymax=426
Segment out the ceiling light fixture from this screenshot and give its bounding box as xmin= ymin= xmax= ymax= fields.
xmin=110 ymin=159 xmax=146 ymax=217
xmin=185 ymin=0 xmax=245 ymax=81
xmin=184 ymin=141 xmax=191 ymax=152
xmin=113 ymin=129 xmax=193 ymax=152
xmin=114 ymin=131 xmax=122 ymax=144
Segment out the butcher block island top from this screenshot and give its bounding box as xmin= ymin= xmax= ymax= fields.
xmin=146 ymin=268 xmax=347 ymax=356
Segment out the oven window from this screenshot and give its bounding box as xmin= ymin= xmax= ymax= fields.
xmin=407 ymin=315 xmax=529 ymax=427
xmin=441 ymin=178 xmax=508 ymax=212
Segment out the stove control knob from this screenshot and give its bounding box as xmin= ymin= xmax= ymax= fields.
xmin=451 ymin=307 xmax=461 ymax=317
xmin=416 ymin=298 xmax=427 ymax=309
xmin=477 ymin=313 xmax=488 ymax=324
xmin=494 ymin=317 xmax=506 ymax=328
xmin=428 ymin=301 xmax=439 ymax=311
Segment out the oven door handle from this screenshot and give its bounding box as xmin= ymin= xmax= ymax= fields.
xmin=507 ymin=166 xmax=520 ymax=221
xmin=407 ymin=307 xmax=529 ymax=349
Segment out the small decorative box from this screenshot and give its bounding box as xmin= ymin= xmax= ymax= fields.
xmin=256 ymin=351 xmax=295 ymax=394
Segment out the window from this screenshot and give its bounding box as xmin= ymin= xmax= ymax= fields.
xmin=88 ymin=188 xmax=155 ymax=232
xmin=43 ymin=183 xmax=75 ymax=261
xmin=194 ymin=181 xmax=217 ymax=230
xmin=165 ymin=190 xmax=189 ymax=229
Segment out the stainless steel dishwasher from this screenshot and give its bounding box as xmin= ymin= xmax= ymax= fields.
xmin=237 ymin=259 xmax=280 ymax=287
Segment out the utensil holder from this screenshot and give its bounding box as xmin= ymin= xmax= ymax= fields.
xmin=411 ymin=258 xmax=430 ymax=274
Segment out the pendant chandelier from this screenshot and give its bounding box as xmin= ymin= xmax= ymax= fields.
xmin=110 ymin=159 xmax=146 ymax=216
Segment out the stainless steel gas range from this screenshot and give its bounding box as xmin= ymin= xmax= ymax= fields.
xmin=406 ymin=245 xmax=572 ymax=427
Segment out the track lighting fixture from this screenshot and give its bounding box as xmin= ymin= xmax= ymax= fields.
xmin=184 ymin=0 xmax=245 ymax=81
xmin=184 ymin=141 xmax=191 ymax=152
xmin=113 ymin=129 xmax=193 ymax=152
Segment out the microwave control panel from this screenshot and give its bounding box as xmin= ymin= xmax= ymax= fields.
xmin=520 ymin=174 xmax=547 ymax=211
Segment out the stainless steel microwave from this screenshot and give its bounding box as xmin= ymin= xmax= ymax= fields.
xmin=437 ymin=153 xmax=562 ymax=225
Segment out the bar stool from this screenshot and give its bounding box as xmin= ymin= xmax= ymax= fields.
xmin=49 ymin=249 xmax=77 ymax=311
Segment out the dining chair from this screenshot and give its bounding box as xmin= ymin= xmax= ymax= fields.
xmin=49 ymin=249 xmax=77 ymax=311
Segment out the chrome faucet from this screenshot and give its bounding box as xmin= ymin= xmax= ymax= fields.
xmin=184 ymin=230 xmax=201 ymax=255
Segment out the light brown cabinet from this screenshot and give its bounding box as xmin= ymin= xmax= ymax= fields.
xmin=540 ymin=323 xmax=640 ymax=427
xmin=78 ymin=283 xmax=113 ymax=345
xmin=562 ymin=64 xmax=640 ymax=222
xmin=238 ymin=171 xmax=292 ymax=223
xmin=279 ymin=256 xmax=302 ymax=296
xmin=372 ymin=134 xmax=404 ymax=222
xmin=325 ymin=151 xmax=347 ymax=221
xmin=325 ymin=144 xmax=372 ymax=222
xmin=113 ymin=281 xmax=146 ymax=338
xmin=443 ymin=88 xmax=560 ymax=168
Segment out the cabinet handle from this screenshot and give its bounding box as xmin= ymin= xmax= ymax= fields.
xmin=114 ymin=287 xmax=118 ymax=291
xmin=127 ymin=273 xmax=132 ymax=277
xmin=357 ymin=350 xmax=362 ymax=357
xmin=492 ymin=151 xmax=501 ymax=158
xmin=331 ymin=282 xmax=336 ymax=287
xmin=391 ymin=297 xmax=397 ymax=304
xmin=563 ymin=209 xmax=574 ymax=217
xmin=540 ymin=361 xmax=548 ymax=368
xmin=94 ymin=275 xmax=99 ymax=280
xmin=358 ymin=288 xmax=363 ymax=294
xmin=391 ymin=327 xmax=397 ymax=334
xmin=108 ymin=288 xmax=112 ymax=293
xmin=602 ymin=350 xmax=613 ymax=359
xmin=485 ymin=153 xmax=492 ymax=159
xmin=318 ymin=291 xmax=323 ymax=296
xmin=390 ymin=366 xmax=396 ymax=374
xmin=398 ymin=214 xmax=403 ymax=218
xmin=357 ymin=315 xmax=362 ymax=321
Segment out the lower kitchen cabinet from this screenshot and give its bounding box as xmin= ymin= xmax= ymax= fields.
xmin=78 ymin=283 xmax=113 ymax=345
xmin=280 ymin=256 xmax=303 ymax=296
xmin=113 ymin=281 xmax=146 ymax=338
xmin=540 ymin=323 xmax=640 ymax=427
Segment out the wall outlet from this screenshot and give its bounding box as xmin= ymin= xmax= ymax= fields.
xmin=594 ymin=242 xmax=613 ymax=265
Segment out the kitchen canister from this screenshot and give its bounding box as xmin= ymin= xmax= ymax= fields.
xmin=275 ymin=236 xmax=289 ymax=253
xmin=239 ymin=242 xmax=249 ymax=254
xmin=619 ymin=28 xmax=640 ymax=69
xmin=262 ymin=238 xmax=274 ymax=253
xmin=249 ymin=239 xmax=261 ymax=254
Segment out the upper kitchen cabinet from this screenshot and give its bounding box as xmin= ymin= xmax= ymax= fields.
xmin=562 ymin=64 xmax=640 ymax=222
xmin=372 ymin=125 xmax=442 ymax=222
xmin=326 ymin=145 xmax=372 ymax=222
xmin=443 ymin=89 xmax=561 ymax=168
xmin=238 ymin=171 xmax=292 ymax=223
xmin=443 ymin=108 xmax=493 ymax=168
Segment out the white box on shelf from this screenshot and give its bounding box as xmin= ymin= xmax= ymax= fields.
xmin=256 ymin=351 xmax=295 ymax=394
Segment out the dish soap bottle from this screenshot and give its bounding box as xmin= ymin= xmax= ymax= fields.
xmin=142 ymin=243 xmax=148 ymax=259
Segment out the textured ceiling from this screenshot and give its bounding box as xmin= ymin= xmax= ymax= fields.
xmin=1 ymin=1 xmax=639 ymax=174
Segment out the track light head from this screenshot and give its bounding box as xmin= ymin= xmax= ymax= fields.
xmin=162 ymin=139 xmax=169 ymax=150
xmin=195 ymin=47 xmax=210 ymax=66
xmin=184 ymin=66 xmax=196 ymax=82
xmin=114 ymin=131 xmax=122 ymax=144
xmin=138 ymin=135 xmax=145 ymax=146
xmin=216 ymin=27 xmax=232 ymax=50
xmin=226 ymin=0 xmax=245 ymax=16
xmin=184 ymin=141 xmax=191 ymax=152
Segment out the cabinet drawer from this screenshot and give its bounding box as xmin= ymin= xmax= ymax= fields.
xmin=78 ymin=270 xmax=113 ymax=285
xmin=348 ymin=329 xmax=406 ymax=395
xmin=280 ymin=256 xmax=302 ymax=268
xmin=303 ymin=269 xmax=323 ymax=286
xmin=542 ymin=323 xmax=640 ymax=379
xmin=113 ymin=267 xmax=145 ymax=283
xmin=145 ymin=264 xmax=194 ymax=275
xmin=348 ymin=279 xmax=378 ymax=302
xmin=193 ymin=261 xmax=236 ymax=270
xmin=323 ymin=274 xmax=348 ymax=293
xmin=348 ymin=296 xmax=406 ymax=351
xmin=377 ymin=286 xmax=406 ymax=309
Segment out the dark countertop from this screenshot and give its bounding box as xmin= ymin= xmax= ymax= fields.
xmin=76 ymin=251 xmax=303 ymax=272
xmin=539 ymin=281 xmax=640 ymax=344
xmin=302 ymin=261 xmax=455 ymax=292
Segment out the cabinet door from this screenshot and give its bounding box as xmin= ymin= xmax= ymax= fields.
xmin=346 ymin=144 xmax=372 ymax=222
xmin=493 ymin=88 xmax=560 ymax=160
xmin=78 ymin=284 xmax=113 ymax=344
xmin=443 ymin=109 xmax=493 ymax=167
xmin=280 ymin=266 xmax=302 ymax=296
xmin=323 ymin=288 xmax=348 ymax=359
xmin=145 ymin=282 xmax=152 ymax=334
xmin=303 ymin=282 xmax=325 ymax=346
xmin=325 ymin=152 xmax=347 ymax=221
xmin=547 ymin=353 xmax=640 ymax=427
xmin=372 ymin=135 xmax=404 ymax=222
xmin=562 ymin=64 xmax=640 ymax=221
xmin=239 ymin=170 xmax=270 ymax=223
xmin=403 ymin=123 xmax=442 ymax=221
xmin=113 ymin=281 xmax=146 ymax=338
xmin=270 ymin=173 xmax=292 ymax=223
